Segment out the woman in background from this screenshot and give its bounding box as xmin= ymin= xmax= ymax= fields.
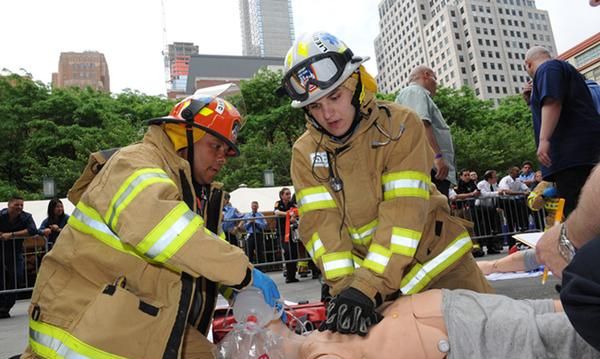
xmin=38 ymin=198 xmax=69 ymax=249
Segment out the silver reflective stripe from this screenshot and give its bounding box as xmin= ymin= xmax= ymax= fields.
xmin=401 ymin=236 xmax=471 ymax=293
xmin=350 ymin=227 xmax=377 ymax=240
xmin=365 ymin=251 xmax=390 ymax=267
xmin=30 ymin=327 xmax=88 ymax=359
xmin=391 ymin=235 xmax=419 ymax=249
xmin=307 ymin=238 xmax=324 ymax=258
xmin=323 ymin=258 xmax=353 ymax=272
xmin=146 ymin=210 xmax=195 ymax=259
xmin=299 ymin=192 xmax=333 ymax=206
xmin=108 ymin=172 xmax=170 ymax=227
xmin=73 ymin=208 xmax=120 ymax=243
xmin=384 ymin=179 xmax=428 ymax=192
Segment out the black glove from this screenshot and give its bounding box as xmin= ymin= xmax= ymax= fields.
xmin=319 ymin=287 xmax=383 ymax=336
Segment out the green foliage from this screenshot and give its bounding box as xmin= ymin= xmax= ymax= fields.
xmin=1 ymin=68 xmax=540 ymax=198
xmin=0 ymin=75 xmax=173 ymax=200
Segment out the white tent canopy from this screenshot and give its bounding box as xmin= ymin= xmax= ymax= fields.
xmin=0 ymin=198 xmax=76 ymax=228
xmin=229 ymin=186 xmax=294 ymax=213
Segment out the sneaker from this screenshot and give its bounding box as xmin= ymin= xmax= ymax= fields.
xmin=285 ymin=277 xmax=299 ymax=284
xmin=472 ymin=248 xmax=485 ymax=258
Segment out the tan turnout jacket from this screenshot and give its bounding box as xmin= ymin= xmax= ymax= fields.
xmin=24 ymin=126 xmax=251 ymax=358
xmin=291 ymin=90 xmax=491 ymax=300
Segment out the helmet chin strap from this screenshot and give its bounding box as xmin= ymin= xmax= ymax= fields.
xmin=185 ymin=123 xmax=196 ymax=182
xmin=305 ymin=72 xmax=366 ymax=144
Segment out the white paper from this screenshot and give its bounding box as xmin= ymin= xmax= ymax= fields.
xmin=512 ymin=231 xmax=543 ymax=248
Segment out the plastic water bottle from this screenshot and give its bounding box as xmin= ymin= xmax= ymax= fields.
xmin=233 ymin=288 xmax=281 ymax=327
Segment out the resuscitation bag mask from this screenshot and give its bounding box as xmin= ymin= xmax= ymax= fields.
xmin=280 ymin=49 xmax=355 ymax=102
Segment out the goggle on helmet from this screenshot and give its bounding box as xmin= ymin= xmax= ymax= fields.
xmin=280 ymin=32 xmax=369 ymax=108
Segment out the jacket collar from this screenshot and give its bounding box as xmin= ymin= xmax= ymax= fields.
xmin=144 ymin=125 xmax=190 ymax=174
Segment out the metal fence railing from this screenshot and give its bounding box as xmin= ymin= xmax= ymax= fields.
xmin=1 ymin=196 xmax=543 ymax=296
xmin=1 ymin=236 xmax=48 ymax=296
xmin=451 ymin=194 xmax=545 ymax=247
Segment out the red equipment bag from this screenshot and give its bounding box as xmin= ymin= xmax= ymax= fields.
xmin=212 ymin=301 xmax=327 ymax=344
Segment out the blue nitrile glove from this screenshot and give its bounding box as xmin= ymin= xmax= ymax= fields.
xmin=542 ymin=187 xmax=557 ymax=198
xmin=251 ymin=268 xmax=280 ymax=308
xmin=251 ymin=268 xmax=287 ymax=322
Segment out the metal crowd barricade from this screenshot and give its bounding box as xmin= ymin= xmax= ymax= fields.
xmin=451 ymin=194 xmax=546 ymax=246
xmin=0 ymin=235 xmax=48 ymax=295
xmin=222 ymin=213 xmax=313 ymax=272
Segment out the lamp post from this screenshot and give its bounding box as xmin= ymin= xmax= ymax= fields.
xmin=263 ymin=169 xmax=274 ymax=187
xmin=43 ymin=177 xmax=55 ymax=198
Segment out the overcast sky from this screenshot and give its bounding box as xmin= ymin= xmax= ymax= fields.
xmin=1 ymin=0 xmax=598 ymax=96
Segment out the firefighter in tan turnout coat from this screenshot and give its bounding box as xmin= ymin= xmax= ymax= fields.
xmin=22 ymin=85 xmax=281 ymax=359
xmin=279 ymin=32 xmax=493 ymax=337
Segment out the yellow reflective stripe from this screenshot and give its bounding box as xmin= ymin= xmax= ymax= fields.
xmin=545 ymin=199 xmax=559 ymax=211
xmin=349 ymin=219 xmax=378 ymax=246
xmin=400 ymin=231 xmax=472 ymax=295
xmin=29 ymin=319 xmax=126 ymax=359
xmin=362 ymin=243 xmax=392 ymax=274
xmin=105 ymin=168 xmax=175 ymax=229
xmin=322 ymin=251 xmax=354 ymax=280
xmin=136 ymin=202 xmax=202 ymax=263
xmin=199 ymin=107 xmax=214 ymax=117
xmin=527 ymin=191 xmax=538 ymax=209
xmin=390 ymin=227 xmax=422 ymax=257
xmin=352 ymin=254 xmax=363 ymax=268
xmin=297 ymin=186 xmax=337 ymax=214
xmin=382 ymin=170 xmax=430 ymax=200
xmin=306 ymin=232 xmax=326 ymax=261
xmin=69 ymin=202 xmax=144 ymax=261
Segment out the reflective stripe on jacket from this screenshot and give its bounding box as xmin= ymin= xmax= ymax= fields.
xmin=291 ymin=91 xmax=475 ymax=299
xmin=27 ymin=126 xmax=251 ymax=358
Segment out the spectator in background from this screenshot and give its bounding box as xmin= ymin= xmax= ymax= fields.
xmin=0 ymin=195 xmax=38 ymax=319
xmin=499 ymin=166 xmax=531 ymax=195
xmin=519 ymin=161 xmax=536 ymax=189
xmin=274 ymin=188 xmax=299 ymax=283
xmin=243 ymin=201 xmax=267 ymax=263
xmin=476 ymin=170 xmax=505 ymax=254
xmin=38 ymin=198 xmax=69 ymax=249
xmin=525 ymin=45 xmax=600 ymax=216
xmin=470 ymin=171 xmax=479 ymax=183
xmin=454 ymin=169 xmax=483 ymax=257
xmin=396 ymin=65 xmax=457 ymax=197
xmin=222 ymin=193 xmax=243 ymax=246
xmin=498 ymin=166 xmax=531 ymax=243
xmin=533 ymin=170 xmax=543 ymax=188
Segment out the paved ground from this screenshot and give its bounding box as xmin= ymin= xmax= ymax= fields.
xmin=0 ymin=250 xmax=561 ymax=358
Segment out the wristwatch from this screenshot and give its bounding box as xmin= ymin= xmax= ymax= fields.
xmin=558 ymin=223 xmax=576 ymax=262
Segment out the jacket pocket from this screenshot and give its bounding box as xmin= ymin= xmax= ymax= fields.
xmin=70 ymin=282 xmax=166 ymax=359
xmin=415 ymin=209 xmax=471 ymax=265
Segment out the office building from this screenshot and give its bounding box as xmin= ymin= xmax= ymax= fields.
xmin=52 ymin=51 xmax=110 ymax=92
xmin=167 ymin=42 xmax=199 ymax=98
xmin=186 ymin=54 xmax=283 ymax=94
xmin=239 ymin=0 xmax=294 ymax=57
xmin=374 ymin=0 xmax=556 ymax=102
xmin=557 ymin=32 xmax=600 ymax=82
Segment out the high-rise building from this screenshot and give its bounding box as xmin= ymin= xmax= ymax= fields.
xmin=374 ymin=0 xmax=556 ymax=102
xmin=167 ymin=42 xmax=199 ymax=98
xmin=557 ymin=32 xmax=600 ymax=82
xmin=239 ymin=0 xmax=295 ymax=57
xmin=52 ymin=51 xmax=110 ymax=92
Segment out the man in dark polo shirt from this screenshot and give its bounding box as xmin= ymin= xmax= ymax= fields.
xmin=525 ymin=46 xmax=600 ymax=216
xmin=0 ymin=195 xmax=38 ymax=318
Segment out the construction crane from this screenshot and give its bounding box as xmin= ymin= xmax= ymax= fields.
xmin=161 ymin=0 xmax=171 ymax=93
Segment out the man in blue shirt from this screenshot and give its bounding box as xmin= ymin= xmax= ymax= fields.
xmin=0 ymin=196 xmax=39 ymax=318
xmin=222 ymin=193 xmax=242 ymax=246
xmin=525 ymin=46 xmax=600 ymax=215
xmin=243 ymin=201 xmax=268 ymax=263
